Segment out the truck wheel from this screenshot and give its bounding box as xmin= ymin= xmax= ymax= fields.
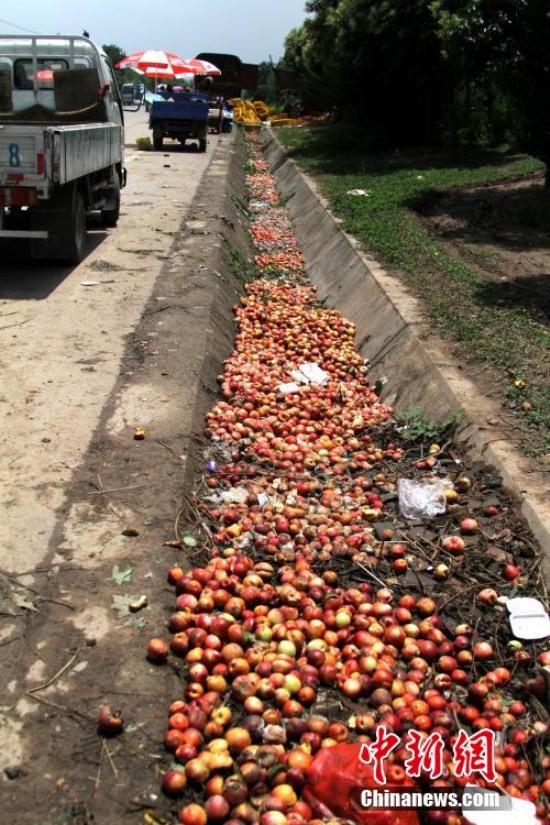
xmin=199 ymin=138 xmax=207 ymax=153
xmin=153 ymin=130 xmax=163 ymax=150
xmin=30 ymin=185 xmax=87 ymax=264
xmin=101 ymin=175 xmax=121 ymax=228
xmin=66 ymin=192 xmax=87 ymax=264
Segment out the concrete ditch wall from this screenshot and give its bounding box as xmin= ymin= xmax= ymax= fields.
xmin=260 ymin=130 xmax=550 ymax=564
xmin=177 ymin=138 xmax=251 ymax=492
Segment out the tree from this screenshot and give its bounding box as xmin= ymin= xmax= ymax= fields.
xmin=338 ymin=0 xmax=445 ymax=143
xmin=281 ymin=0 xmax=550 ymax=169
xmin=430 ymin=0 xmax=550 ymax=181
xmin=102 ymin=44 xmax=126 ymax=67
xmin=429 ymin=0 xmax=521 ymax=145
xmin=283 ymin=0 xmax=445 ymax=144
xmin=279 ymin=25 xmax=323 ymax=108
xmin=500 ymin=0 xmax=550 ymax=185
xmin=256 ymin=61 xmax=278 ymax=104
xmin=102 ymin=43 xmax=126 ymax=66
xmin=102 ymin=43 xmax=144 ymax=87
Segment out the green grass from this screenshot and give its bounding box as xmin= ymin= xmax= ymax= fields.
xmin=277 ymin=125 xmax=550 ymax=460
xmin=394 ymin=407 xmax=462 ymax=445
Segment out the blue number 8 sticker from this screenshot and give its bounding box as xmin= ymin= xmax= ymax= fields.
xmin=8 ymin=143 xmax=21 ymax=167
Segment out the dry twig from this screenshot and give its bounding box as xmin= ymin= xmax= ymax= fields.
xmin=26 ymin=648 xmax=81 ymax=694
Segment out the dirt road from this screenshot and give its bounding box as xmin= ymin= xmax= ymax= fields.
xmin=0 ymin=117 xmax=240 ymax=823
xmin=0 ymin=110 xmax=213 ymax=574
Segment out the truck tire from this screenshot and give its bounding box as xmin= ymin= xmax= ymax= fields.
xmin=153 ymin=129 xmax=163 ymax=150
xmin=65 ymin=191 xmax=87 ymax=264
xmin=101 ymin=175 xmax=121 ymax=228
xmin=30 ymin=185 xmax=87 ymax=264
xmin=199 ymin=138 xmax=207 ymax=153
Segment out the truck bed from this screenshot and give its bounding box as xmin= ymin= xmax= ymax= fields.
xmin=52 ymin=123 xmax=122 ymax=183
xmin=0 ymin=122 xmax=122 ymax=186
xmin=149 ymin=99 xmax=208 ymax=124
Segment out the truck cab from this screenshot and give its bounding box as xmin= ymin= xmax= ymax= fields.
xmin=0 ymin=36 xmax=123 ymax=126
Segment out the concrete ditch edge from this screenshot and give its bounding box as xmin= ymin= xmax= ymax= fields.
xmin=261 ymin=130 xmax=550 ymax=566
xmin=179 ymin=137 xmax=253 ymax=492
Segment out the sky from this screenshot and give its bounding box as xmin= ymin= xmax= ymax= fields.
xmin=0 ymin=1 xmax=309 ymax=65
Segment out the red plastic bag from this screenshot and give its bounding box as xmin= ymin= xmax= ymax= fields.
xmin=304 ymin=742 xmax=420 ymax=825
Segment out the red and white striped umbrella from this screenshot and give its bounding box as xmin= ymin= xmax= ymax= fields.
xmin=115 ymin=49 xmax=193 ymax=79
xmin=184 ymin=58 xmax=222 ymax=77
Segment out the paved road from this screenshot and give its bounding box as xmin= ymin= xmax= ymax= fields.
xmin=122 ymin=105 xmax=151 ymax=146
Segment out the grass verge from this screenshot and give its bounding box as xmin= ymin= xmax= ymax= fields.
xmin=276 ymin=124 xmax=550 ymax=462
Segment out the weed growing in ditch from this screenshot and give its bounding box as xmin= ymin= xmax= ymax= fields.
xmin=222 ymin=241 xmax=257 ymax=284
xmin=394 ymin=407 xmax=462 ymax=445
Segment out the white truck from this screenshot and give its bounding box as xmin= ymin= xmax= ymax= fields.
xmin=0 ymin=35 xmax=125 ymax=263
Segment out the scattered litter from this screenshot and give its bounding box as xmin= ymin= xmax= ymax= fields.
xmin=276 ymin=382 xmax=302 ymax=394
xmin=207 ymin=486 xmax=248 ymax=504
xmin=144 ymin=811 xmax=172 ymax=825
xmin=206 ymin=459 xmax=217 ymax=473
xmin=294 ymin=362 xmax=329 ymax=385
xmin=183 ymin=535 xmax=197 ymax=548
xmin=279 ymin=363 xmax=329 ymax=392
xmin=121 ymin=527 xmax=140 ymax=537
xmin=128 ymin=595 xmax=149 ymax=613
xmin=79 ymin=280 xmax=99 ymax=287
xmin=397 ymin=477 xmax=447 ymax=520
xmin=289 ymin=369 xmax=310 ymax=385
xmin=257 ymin=492 xmax=271 ymax=508
xmin=133 ymin=427 xmax=146 ymax=440
xmin=112 ymin=594 xmax=139 ymax=614
xmin=249 ymin=199 xmax=269 ymax=211
xmin=506 ymin=597 xmax=550 ymax=640
xmin=70 ymin=660 xmax=88 ymax=674
xmin=346 ymin=188 xmax=370 ymax=196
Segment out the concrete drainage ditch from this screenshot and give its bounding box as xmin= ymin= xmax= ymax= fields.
xmin=259 ymin=129 xmax=550 ymax=566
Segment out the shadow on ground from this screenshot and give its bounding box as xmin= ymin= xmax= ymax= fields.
xmin=0 ymin=230 xmax=107 ymax=300
xmin=476 ymin=272 xmax=550 ymax=326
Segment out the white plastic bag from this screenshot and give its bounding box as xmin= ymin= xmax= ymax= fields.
xmin=297 ymin=362 xmax=329 ymax=385
xmin=206 ymin=486 xmax=248 ymax=504
xmin=397 ymin=478 xmax=447 ymax=520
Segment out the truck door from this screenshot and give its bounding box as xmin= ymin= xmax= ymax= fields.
xmin=101 ymin=56 xmax=123 ymax=128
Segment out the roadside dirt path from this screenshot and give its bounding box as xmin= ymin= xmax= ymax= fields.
xmin=0 ymin=121 xmax=239 ymax=824
xmin=0 ymin=118 xmax=212 ymax=575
